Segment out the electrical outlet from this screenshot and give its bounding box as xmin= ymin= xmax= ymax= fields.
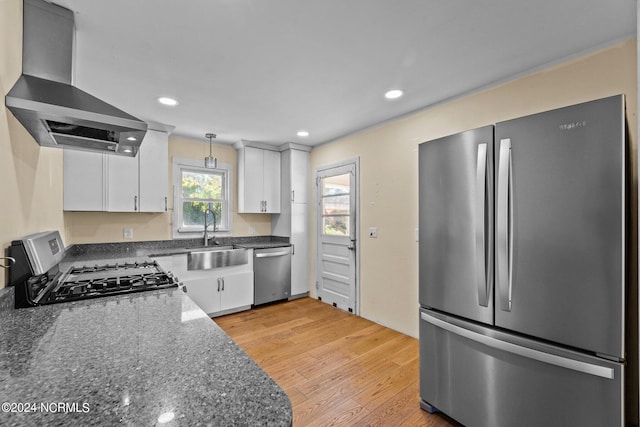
xmin=249 ymin=226 xmax=256 ymax=235
xmin=369 ymin=227 xmax=378 ymax=238
xmin=415 ymin=227 xmax=419 ymax=242
xmin=123 ymin=228 xmax=133 ymax=239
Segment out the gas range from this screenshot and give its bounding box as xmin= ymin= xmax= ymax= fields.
xmin=8 ymin=232 xmax=179 ymax=308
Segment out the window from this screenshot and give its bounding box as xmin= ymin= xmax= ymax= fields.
xmin=173 ymin=158 xmax=232 ymax=237
xmin=320 ymin=173 xmax=351 ymax=236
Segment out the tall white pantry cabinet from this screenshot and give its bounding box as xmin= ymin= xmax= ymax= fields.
xmin=272 ymin=145 xmax=311 ymax=298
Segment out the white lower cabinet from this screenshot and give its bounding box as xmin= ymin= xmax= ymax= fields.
xmin=153 ymin=251 xmax=254 ymax=317
xmin=217 ymin=271 xmax=254 ymax=312
xmin=184 ymin=276 xmax=221 ymax=314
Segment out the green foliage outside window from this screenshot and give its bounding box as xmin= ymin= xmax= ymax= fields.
xmin=181 ymin=170 xmax=224 ymax=228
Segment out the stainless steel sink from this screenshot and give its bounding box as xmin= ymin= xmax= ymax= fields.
xmin=185 ymin=245 xmax=234 ymax=251
xmin=187 ymin=247 xmax=248 ymax=270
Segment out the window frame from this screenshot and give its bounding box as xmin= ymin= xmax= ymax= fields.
xmin=172 ymin=157 xmax=233 ymax=239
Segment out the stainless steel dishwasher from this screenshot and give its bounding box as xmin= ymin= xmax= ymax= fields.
xmin=253 ymin=246 xmax=291 ymax=305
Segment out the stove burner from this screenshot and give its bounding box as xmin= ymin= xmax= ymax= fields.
xmin=43 ymin=260 xmax=179 ymax=304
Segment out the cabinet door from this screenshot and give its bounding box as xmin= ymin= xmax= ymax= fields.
xmin=262 ymin=149 xmax=281 ymax=213
xmin=243 ymin=147 xmax=264 ymax=213
xmin=183 ymin=276 xmax=221 ymax=316
xmin=220 ymin=271 xmax=254 ymax=311
xmin=290 ymin=203 xmax=309 ymax=296
xmin=63 ymin=150 xmax=105 ymax=211
xmin=107 ymin=154 xmax=139 ymax=212
xmin=290 ymin=149 xmax=309 ymax=204
xmin=139 ymin=130 xmax=169 ymax=212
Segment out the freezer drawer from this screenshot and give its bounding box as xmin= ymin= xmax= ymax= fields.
xmin=419 ymin=309 xmax=623 ymax=427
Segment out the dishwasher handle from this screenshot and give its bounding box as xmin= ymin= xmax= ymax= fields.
xmin=255 ymin=250 xmax=291 ymax=258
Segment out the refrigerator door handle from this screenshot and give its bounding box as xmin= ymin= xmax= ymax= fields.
xmin=475 ymin=143 xmax=489 ymax=307
xmin=420 ymin=311 xmax=615 ymax=380
xmin=497 ymin=138 xmax=513 ymax=311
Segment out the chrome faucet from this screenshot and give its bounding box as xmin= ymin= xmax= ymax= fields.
xmin=203 ymin=208 xmax=217 ymax=247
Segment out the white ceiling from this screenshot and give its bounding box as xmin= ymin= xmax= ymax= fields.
xmin=55 ymin=0 xmax=636 ymax=147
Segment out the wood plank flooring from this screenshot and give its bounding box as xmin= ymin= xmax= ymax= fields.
xmin=215 ymin=297 xmax=459 ymax=427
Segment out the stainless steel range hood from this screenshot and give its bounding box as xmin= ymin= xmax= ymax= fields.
xmin=5 ymin=0 xmax=147 ymax=157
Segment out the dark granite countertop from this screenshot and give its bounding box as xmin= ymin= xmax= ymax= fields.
xmin=62 ymin=236 xmax=290 ymax=264
xmin=0 ymin=286 xmax=292 ymax=426
xmin=233 ymin=242 xmax=291 ymax=249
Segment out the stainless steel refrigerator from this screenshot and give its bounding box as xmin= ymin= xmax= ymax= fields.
xmin=418 ymin=95 xmax=626 ymax=426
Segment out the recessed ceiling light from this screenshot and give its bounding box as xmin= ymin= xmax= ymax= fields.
xmin=297 ymin=131 xmax=310 ymax=137
xmin=158 ymin=97 xmax=178 ymax=106
xmin=126 ymin=136 xmax=137 ymax=141
xmin=384 ymin=89 xmax=403 ymax=100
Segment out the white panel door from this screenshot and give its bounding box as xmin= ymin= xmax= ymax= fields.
xmin=316 ymin=161 xmax=358 ymax=314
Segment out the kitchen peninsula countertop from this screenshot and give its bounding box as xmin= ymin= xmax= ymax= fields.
xmin=0 ymin=286 xmax=292 ymax=426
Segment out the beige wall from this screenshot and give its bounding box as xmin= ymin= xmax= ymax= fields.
xmin=310 ymin=39 xmax=638 ymax=338
xmin=1 ymin=0 xmax=66 ymax=286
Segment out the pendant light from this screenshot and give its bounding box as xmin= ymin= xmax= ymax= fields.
xmin=204 ymin=133 xmax=217 ymax=169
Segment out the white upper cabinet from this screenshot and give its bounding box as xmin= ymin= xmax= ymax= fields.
xmin=107 ymin=154 xmax=139 ymax=212
xmin=63 ymin=149 xmax=105 ymax=211
xmin=236 ymin=144 xmax=281 ymax=213
xmin=138 ymin=129 xmax=169 ymax=212
xmin=289 ymin=149 xmax=309 ymax=204
xmin=64 ymin=126 xmax=171 ymax=212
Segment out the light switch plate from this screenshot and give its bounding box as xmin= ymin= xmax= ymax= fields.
xmin=124 ymin=228 xmax=133 ymax=239
xmin=369 ymin=227 xmax=378 ymax=238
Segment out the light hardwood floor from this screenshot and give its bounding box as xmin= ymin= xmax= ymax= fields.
xmin=215 ymin=297 xmax=459 ymax=427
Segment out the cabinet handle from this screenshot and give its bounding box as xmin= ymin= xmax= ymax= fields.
xmin=217 ymin=277 xmax=221 ymax=292
xmin=292 ymin=190 xmax=295 ymax=202
xmin=221 ymin=277 xmax=225 ymax=291
xmin=164 ymin=196 xmax=168 ymax=211
xmin=291 ymin=244 xmax=295 ymax=255
xmin=264 ymin=200 xmax=267 ymax=212
xmin=134 ymin=195 xmax=138 ymax=211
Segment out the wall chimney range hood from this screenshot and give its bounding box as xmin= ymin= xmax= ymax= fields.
xmin=5 ymin=0 xmax=147 ymax=157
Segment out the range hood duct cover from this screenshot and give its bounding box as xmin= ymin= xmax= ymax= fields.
xmin=5 ymin=0 xmax=147 ymax=157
